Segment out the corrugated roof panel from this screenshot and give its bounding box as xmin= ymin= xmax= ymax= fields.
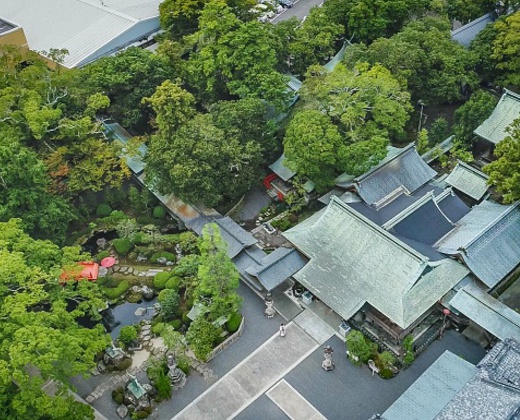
xmin=474 ymin=89 xmax=520 ymax=145
xmin=383 ymin=351 xmax=476 ymax=420
xmin=82 ymin=0 xmax=161 ymax=19
xmin=0 ymin=0 xmax=160 ymax=68
xmin=445 ymin=161 xmax=489 ymax=201
xmin=451 ymin=13 xmax=495 ymax=48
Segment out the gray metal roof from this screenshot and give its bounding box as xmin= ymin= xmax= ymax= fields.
xmin=421 ymin=136 xmax=455 ymax=164
xmin=436 ymin=201 xmax=520 ymax=288
xmin=451 ymin=13 xmax=495 ymax=48
xmin=245 ymin=247 xmax=307 ymax=291
xmin=0 ymin=18 xmax=16 ymax=34
xmin=382 ymin=351 xmax=476 ymax=420
xmin=284 ymin=196 xmax=469 ymax=329
xmin=187 ymin=216 xmax=257 ymax=259
xmin=105 ymin=122 xmax=147 ymax=174
xmin=268 ymin=153 xmax=296 ymax=182
xmin=445 ymin=161 xmax=489 ymax=201
xmin=436 ymin=189 xmax=471 ymax=223
xmin=354 ymin=144 xmax=437 ymax=208
xmin=474 ymin=89 xmax=520 ymax=145
xmin=449 ymin=283 xmax=520 ymax=341
xmin=232 ymin=246 xmax=266 ymax=291
xmin=1 ymin=0 xmax=161 ymax=68
xmin=436 ymin=339 xmax=520 ymax=420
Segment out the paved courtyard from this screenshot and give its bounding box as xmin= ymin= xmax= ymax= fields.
xmin=74 ymin=281 xmax=486 ymax=420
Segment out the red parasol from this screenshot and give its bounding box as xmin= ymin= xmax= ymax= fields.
xmin=100 ymin=256 xmax=117 ymax=268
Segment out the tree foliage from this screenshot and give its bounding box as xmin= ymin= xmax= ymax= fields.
xmin=284 ymin=63 xmax=411 ymax=188
xmin=346 ymin=16 xmax=479 ymax=104
xmin=0 ymin=219 xmax=110 ymax=419
xmin=491 ymin=12 xmax=520 ymax=88
xmin=484 ymin=119 xmax=520 ymax=203
xmin=186 ymin=316 xmax=222 ymax=361
xmin=195 ymin=223 xmax=242 ymax=320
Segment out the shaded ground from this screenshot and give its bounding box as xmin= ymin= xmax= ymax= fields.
xmin=235 ymin=185 xmax=272 ymax=225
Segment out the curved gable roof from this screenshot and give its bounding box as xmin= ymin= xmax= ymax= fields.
xmin=284 ymin=196 xmax=468 ymax=328
xmin=354 ymin=144 xmax=437 ymax=207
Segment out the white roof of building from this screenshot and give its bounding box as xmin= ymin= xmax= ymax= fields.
xmin=0 ymin=0 xmax=161 ymax=68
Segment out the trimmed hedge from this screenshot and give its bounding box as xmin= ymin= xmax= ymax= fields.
xmin=95 ymin=250 xmax=110 ymax=261
xmin=96 ymin=203 xmax=112 ymax=218
xmin=170 ymin=319 xmax=182 ymax=330
xmin=113 ymin=238 xmax=134 ymax=256
xmin=102 ymin=279 xmax=130 ymax=299
xmin=150 ymin=251 xmax=176 ymax=264
xmin=153 ymin=272 xmax=171 ymax=290
xmin=227 ymin=313 xmax=242 ymax=333
xmin=165 ymin=276 xmax=181 ymax=290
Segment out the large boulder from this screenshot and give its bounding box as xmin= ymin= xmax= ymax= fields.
xmin=116 ymin=404 xmax=128 ymax=419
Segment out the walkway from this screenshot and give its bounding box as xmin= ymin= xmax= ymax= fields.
xmin=172 ymin=322 xmax=319 ymax=420
xmin=267 ymin=380 xmax=326 ymax=420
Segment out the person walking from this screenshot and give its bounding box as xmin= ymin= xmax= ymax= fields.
xmin=279 ymin=323 xmax=286 ymax=337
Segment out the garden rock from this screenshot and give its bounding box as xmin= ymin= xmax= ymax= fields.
xmin=97 ymin=360 xmax=107 ymax=374
xmin=135 ymin=307 xmax=147 ymax=316
xmin=141 ymin=286 xmax=154 ymax=300
xmin=157 ymin=257 xmax=167 ymax=264
xmin=141 ymin=325 xmax=151 ymax=335
xmin=116 ymin=404 xmax=128 ymax=419
xmin=136 ymin=255 xmax=147 ymax=263
xmin=166 ymin=261 xmax=174 ymax=266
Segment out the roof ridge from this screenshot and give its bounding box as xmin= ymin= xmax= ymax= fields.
xmin=463 ymin=202 xmax=520 ymax=252
xmin=256 ymin=247 xmax=293 ymax=275
xmin=330 ymin=196 xmax=428 ymax=263
xmin=354 ymin=143 xmax=416 ymax=183
xmin=75 ymin=0 xmax=138 ymax=22
xmin=215 ymin=217 xmax=254 ymax=246
xmin=382 ymin=191 xmax=435 ymax=230
xmin=451 ymin=12 xmax=494 ymax=35
xmin=455 ymin=160 xmax=489 ymax=180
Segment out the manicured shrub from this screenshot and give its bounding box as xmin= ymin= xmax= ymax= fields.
xmin=113 ymin=238 xmax=134 ymax=256
xmin=114 ymin=358 xmax=132 ymax=371
xmin=182 ymin=312 xmax=192 ymax=324
xmin=170 ymin=319 xmax=182 ymax=330
xmin=153 ymin=206 xmax=166 ymax=219
xmin=96 ymin=203 xmax=112 ymax=218
xmin=111 ymin=387 xmax=124 ymax=404
xmin=135 ymin=410 xmax=150 ymax=419
xmin=159 ymin=289 xmax=180 ymax=320
xmin=152 ymin=322 xmax=166 ymax=335
xmin=95 ymin=250 xmax=110 ymax=261
xmin=271 ymin=217 xmax=292 ymax=231
xmin=177 ymin=358 xmax=190 ymax=375
xmin=119 ymin=325 xmax=138 ymax=345
xmin=153 ymin=272 xmax=171 ymax=290
xmin=165 ymin=276 xmax=181 ymax=290
xmin=379 ymin=368 xmax=394 ymax=379
xmin=186 ymin=317 xmax=222 ymax=361
xmin=150 ymin=251 xmax=176 ymax=263
xmin=226 ymin=313 xmax=242 ymax=333
xmin=346 ymin=330 xmax=377 ymax=365
xmin=102 ymin=279 xmax=130 ymax=299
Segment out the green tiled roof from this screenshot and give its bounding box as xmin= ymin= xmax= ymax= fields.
xmin=474 ymin=89 xmax=520 ymax=145
xmin=284 ymin=196 xmax=469 ymax=329
xmin=445 ymin=161 xmax=489 ymax=201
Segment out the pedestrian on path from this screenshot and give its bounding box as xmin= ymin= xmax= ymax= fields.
xmin=279 ymin=323 xmax=286 ymax=337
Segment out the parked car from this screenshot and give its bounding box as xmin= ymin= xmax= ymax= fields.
xmin=278 ymin=0 xmax=294 ymax=8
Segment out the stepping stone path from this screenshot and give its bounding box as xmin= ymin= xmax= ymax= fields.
xmin=112 ymin=265 xmax=170 ymax=277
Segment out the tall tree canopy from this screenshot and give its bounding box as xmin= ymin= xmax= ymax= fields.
xmin=484 ymin=119 xmax=520 ymax=203
xmin=145 ymin=81 xmax=273 ymax=206
xmin=284 ymin=63 xmax=412 ymax=188
xmin=0 ymin=219 xmax=110 ymax=420
xmin=345 ymin=16 xmax=479 ymax=104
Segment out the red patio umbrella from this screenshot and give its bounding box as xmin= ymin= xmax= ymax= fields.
xmin=100 ymin=256 xmax=117 ymax=268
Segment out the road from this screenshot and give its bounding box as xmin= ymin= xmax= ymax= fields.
xmin=272 ymin=0 xmax=324 ymax=23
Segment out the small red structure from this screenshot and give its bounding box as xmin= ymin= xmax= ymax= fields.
xmin=60 ymin=262 xmax=99 ymax=283
xmin=100 ymin=256 xmax=116 ymax=268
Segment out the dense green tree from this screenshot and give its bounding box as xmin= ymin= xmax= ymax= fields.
xmin=346 ymin=16 xmax=479 ymax=104
xmin=484 ymin=119 xmax=520 ymax=202
xmin=0 ymin=219 xmax=110 ymax=419
xmin=320 ymin=0 xmax=429 ymax=43
xmin=195 ymin=223 xmax=242 ymax=320
xmin=185 ymin=1 xmax=290 ymax=108
xmin=453 ymin=90 xmax=498 ymax=148
xmin=470 ymin=17 xmax=502 ymax=85
xmin=158 ymin=289 xmax=181 ymax=320
xmin=186 ymin=316 xmax=222 ymax=361
xmin=492 ymin=12 xmax=520 ymax=88
xmin=0 ymin=129 xmax=74 ymax=242
xmin=446 ymin=0 xmax=495 ymax=23
xmin=83 ymin=48 xmax=171 ymax=131
xmin=283 ymin=110 xmax=343 ymax=190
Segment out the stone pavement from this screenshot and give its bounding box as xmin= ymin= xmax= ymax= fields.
xmin=293 ymin=309 xmax=336 ymax=343
xmin=267 ymin=379 xmax=326 ymax=420
xmin=172 ymin=322 xmax=319 ymax=420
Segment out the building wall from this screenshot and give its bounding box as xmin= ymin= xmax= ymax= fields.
xmin=0 ymin=26 xmax=29 ymax=52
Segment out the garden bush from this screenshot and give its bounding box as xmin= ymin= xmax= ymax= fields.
xmin=113 ymin=238 xmax=134 ymax=256
xmin=379 ymin=368 xmax=394 ymax=379
xmin=186 ymin=317 xmax=222 ymax=361
xmin=114 ymin=358 xmax=132 ymax=371
xmin=271 ymin=217 xmax=292 ymax=231
xmin=346 ymin=330 xmax=377 ymax=365
xmin=153 ymin=272 xmax=171 ymax=290
xmin=152 ymin=322 xmax=166 ymax=335
xmin=165 ymin=276 xmax=181 ymax=290
xmin=403 ymin=335 xmax=415 ymax=365
xmin=177 ymin=357 xmax=190 ymax=375
xmin=150 ymin=251 xmax=176 ymax=264
xmin=131 ymin=231 xmax=147 ymax=245
xmin=154 ymin=369 xmax=172 ymax=400
xmin=96 ymin=203 xmax=112 ymax=218
xmin=135 ymin=410 xmax=150 ymax=419
xmin=136 ymin=216 xmax=167 ymax=226
xmin=159 ymin=289 xmax=180 ymax=320
xmin=170 ymin=319 xmax=182 ymax=330
xmin=102 ymin=279 xmax=130 ymax=299
xmin=182 ymin=312 xmax=192 ymax=325
xmin=95 ymin=250 xmax=110 ymax=261
xmin=111 ymin=387 xmax=124 ymax=404
xmin=119 ymin=325 xmax=138 ymax=345
xmin=153 ymin=206 xmax=166 ymax=219
xmin=226 ymin=313 xmax=242 ymax=333
xmin=376 ymin=351 xmax=396 ymax=371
